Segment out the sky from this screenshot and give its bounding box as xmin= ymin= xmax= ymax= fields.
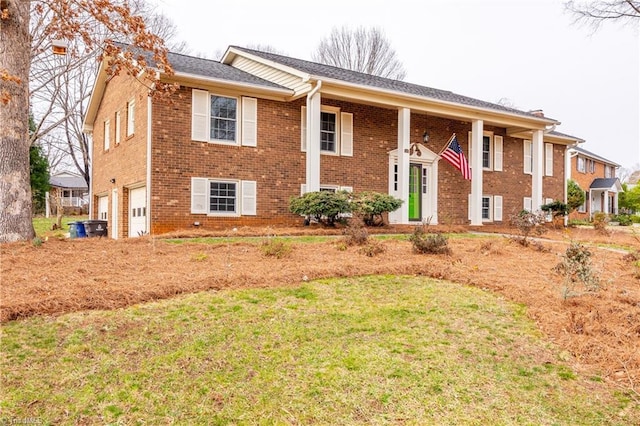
xmin=152 ymin=0 xmax=639 ymax=174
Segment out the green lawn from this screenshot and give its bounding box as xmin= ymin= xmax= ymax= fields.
xmin=1 ymin=276 xmax=632 ymax=425
xmin=32 ymin=215 xmax=88 ymax=238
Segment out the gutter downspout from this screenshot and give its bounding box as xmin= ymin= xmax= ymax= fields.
xmin=146 ymin=72 xmax=158 ymax=236
xmin=305 ymin=80 xmax=322 ymax=193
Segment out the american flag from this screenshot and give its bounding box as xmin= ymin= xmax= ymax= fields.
xmin=441 ymin=134 xmax=471 ymax=180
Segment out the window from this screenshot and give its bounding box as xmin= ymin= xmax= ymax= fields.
xmin=210 ymin=95 xmax=237 ymax=142
xmin=604 ymin=165 xmax=613 ymax=178
xmin=115 ymin=111 xmax=121 ymax=144
xmin=545 ymin=143 xmax=553 ymax=176
xmin=320 ymin=111 xmax=337 ymax=153
xmin=482 ymin=196 xmax=491 ymax=220
xmin=577 ymin=157 xmax=585 ymax=173
xmin=393 ymin=164 xmax=398 ymax=191
xmin=482 ymin=136 xmax=491 ymax=169
xmin=191 ymin=90 xmax=257 ymax=146
xmin=590 ymin=160 xmax=595 ymax=173
xmin=578 ymin=191 xmax=587 ymax=213
xmin=191 ymin=178 xmax=256 ymax=216
xmin=104 ymin=120 xmax=110 ymax=150
xmin=210 ymin=181 xmax=237 ymax=213
xmin=127 ymin=100 xmax=135 ymax=137
xmin=300 ymin=106 xmax=352 ymax=156
xmin=468 ymin=131 xmax=500 ymax=171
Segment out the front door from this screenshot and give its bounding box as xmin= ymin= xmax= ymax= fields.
xmin=409 ymin=164 xmax=421 ymax=221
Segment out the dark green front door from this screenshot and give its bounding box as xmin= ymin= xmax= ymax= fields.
xmin=408 ymin=164 xmax=421 ymax=221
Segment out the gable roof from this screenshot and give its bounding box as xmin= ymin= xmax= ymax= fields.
xmin=225 ymin=46 xmax=559 ymax=123
xmin=50 ymin=173 xmax=87 ymax=190
xmin=570 ymin=146 xmax=620 ymax=167
xmin=590 ymin=178 xmax=621 ymax=190
xmin=163 ymin=50 xmax=290 ymax=91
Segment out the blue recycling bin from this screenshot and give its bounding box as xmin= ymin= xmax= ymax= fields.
xmin=68 ymin=222 xmax=87 ymax=239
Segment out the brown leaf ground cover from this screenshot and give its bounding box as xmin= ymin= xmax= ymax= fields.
xmin=2 ymin=224 xmax=639 ymax=395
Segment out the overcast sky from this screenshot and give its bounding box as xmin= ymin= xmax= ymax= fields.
xmin=152 ymin=0 xmax=639 ymax=173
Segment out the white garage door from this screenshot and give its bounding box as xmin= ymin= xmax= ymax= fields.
xmin=98 ymin=196 xmax=108 ymax=221
xmin=129 ymin=186 xmax=147 ymax=237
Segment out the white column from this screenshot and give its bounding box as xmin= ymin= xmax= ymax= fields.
xmin=470 ymin=120 xmax=484 ymax=225
xmin=45 ymin=191 xmax=50 ymax=218
xmin=603 ymin=190 xmax=610 ymax=214
xmin=531 ymin=129 xmax=544 ymax=211
xmin=614 ymin=191 xmax=619 ymax=215
xmin=305 ymin=91 xmax=321 ymax=192
xmin=397 ymin=108 xmax=410 ymax=223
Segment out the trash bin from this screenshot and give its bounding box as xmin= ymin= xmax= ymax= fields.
xmin=83 ymin=220 xmax=108 ymax=237
xmin=68 ymin=222 xmax=78 ymax=239
xmin=75 ymin=221 xmax=87 ymax=238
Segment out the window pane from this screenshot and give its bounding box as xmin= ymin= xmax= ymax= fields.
xmin=320 ymin=112 xmax=336 ymax=152
xmin=210 ymin=182 xmax=236 ymax=213
xmin=482 ymin=136 xmax=491 ymax=168
xmin=210 ymin=96 xmax=237 ymax=141
xmin=482 ymin=197 xmax=490 ymax=219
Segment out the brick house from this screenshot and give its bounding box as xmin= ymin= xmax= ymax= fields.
xmin=83 ymin=46 xmax=581 ymax=238
xmin=568 ymin=146 xmax=621 ymax=220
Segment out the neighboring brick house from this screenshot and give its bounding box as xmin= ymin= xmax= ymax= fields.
xmin=568 ymin=146 xmax=621 ymax=220
xmin=83 ymin=45 xmax=581 ymax=238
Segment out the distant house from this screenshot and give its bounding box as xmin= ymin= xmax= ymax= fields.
xmin=83 ymin=45 xmax=582 ymax=238
xmin=46 ymin=172 xmax=89 ymax=217
xmin=568 ymin=147 xmax=620 ymax=219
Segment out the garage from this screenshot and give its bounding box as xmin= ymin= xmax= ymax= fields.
xmin=129 ymin=186 xmax=147 ymax=237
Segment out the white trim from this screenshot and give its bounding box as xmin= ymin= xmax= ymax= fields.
xmin=191 ymin=177 xmax=208 ymax=214
xmin=241 ymin=180 xmax=257 ymax=215
xmin=523 ymin=140 xmax=532 ymax=175
xmin=340 ymin=112 xmax=353 ymax=157
xmin=524 ymin=197 xmax=533 ymax=212
xmin=111 ymin=188 xmax=118 ymax=239
xmin=300 ymin=106 xmax=307 ymax=152
xmin=494 ymin=195 xmax=503 ymax=221
xmin=115 ymin=111 xmax=121 ymax=144
xmin=104 ymin=119 xmax=110 ymax=150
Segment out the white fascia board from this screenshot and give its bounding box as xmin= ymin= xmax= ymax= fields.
xmin=171 ymin=71 xmax=294 ymax=99
xmin=316 ymin=75 xmax=560 ymax=128
xmin=222 ymin=47 xmax=311 ymax=82
xmin=82 ymin=60 xmax=109 ymax=134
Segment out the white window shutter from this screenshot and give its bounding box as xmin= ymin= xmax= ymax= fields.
xmin=301 ymin=106 xmax=307 ymax=152
xmin=115 ymin=111 xmax=121 ymax=144
xmin=127 ymin=100 xmax=135 ymax=137
xmin=241 ymin=97 xmax=257 ymax=147
xmin=340 ymin=112 xmax=353 ymax=157
xmin=192 ymin=89 xmax=209 ymax=142
xmin=468 ymin=194 xmax=472 ymax=221
xmin=545 ymin=143 xmax=553 ymax=176
xmin=301 ymin=184 xmax=307 ymax=195
xmin=524 ymin=140 xmax=532 ymax=174
xmin=494 ymin=136 xmax=503 ymax=171
xmin=191 ymin=177 xmax=208 ymax=214
xmin=104 ymin=120 xmax=110 ymax=150
xmin=524 ymin=197 xmax=532 ymax=212
xmin=494 ymin=195 xmax=503 ymax=221
xmin=241 ymin=180 xmax=257 ymax=215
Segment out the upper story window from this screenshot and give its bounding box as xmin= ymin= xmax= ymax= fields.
xmin=115 ymin=111 xmax=121 ymax=144
xmin=482 ymin=136 xmax=491 ymax=169
xmin=320 ymin=111 xmax=337 ymax=153
xmin=604 ymin=165 xmax=613 ymax=178
xmin=577 ymin=156 xmax=586 ymax=173
xmin=210 ymin=96 xmax=237 ymax=142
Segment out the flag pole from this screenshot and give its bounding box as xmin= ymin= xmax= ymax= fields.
xmin=436 ymin=133 xmax=456 ymax=158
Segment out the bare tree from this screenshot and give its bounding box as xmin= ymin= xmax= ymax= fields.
xmin=1 ymin=0 xmax=175 ymax=242
xmin=30 ymin=0 xmax=186 ymax=190
xmin=565 ymin=1 xmax=640 ymax=27
xmin=313 ymin=26 xmax=407 ymax=80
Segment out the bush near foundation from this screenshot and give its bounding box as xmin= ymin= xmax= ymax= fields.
xmin=289 ymin=191 xmax=351 ymax=226
xmin=350 ymin=192 xmax=403 ymax=226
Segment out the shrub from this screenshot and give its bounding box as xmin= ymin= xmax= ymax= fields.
xmin=358 ymin=240 xmax=386 ymax=257
xmin=592 ymin=212 xmax=609 ymax=234
xmin=553 ymin=242 xmax=599 ymax=299
xmin=342 ymin=217 xmax=369 ymax=246
xmin=540 ymin=200 xmax=568 ymax=218
xmin=350 ymin=192 xmax=402 ymax=226
xmin=260 ymin=237 xmax=292 ymax=259
xmin=612 ymin=214 xmax=632 ymax=226
xmin=509 ymin=210 xmax=547 ymax=246
xmin=409 ymin=225 xmax=451 ymax=255
xmin=289 ymin=191 xmax=351 ymax=226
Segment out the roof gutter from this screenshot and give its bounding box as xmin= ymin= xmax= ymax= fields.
xmin=315 ymin=75 xmax=559 ymax=127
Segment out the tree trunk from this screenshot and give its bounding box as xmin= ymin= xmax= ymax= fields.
xmin=0 ymin=0 xmax=35 ymax=242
